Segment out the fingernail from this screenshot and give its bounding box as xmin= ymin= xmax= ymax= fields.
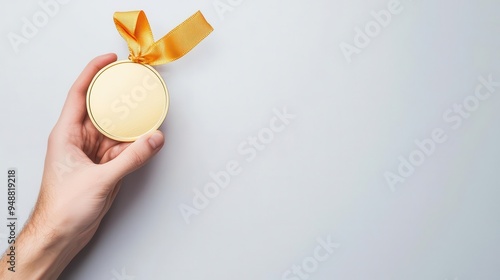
xmin=148 ymin=131 xmax=164 ymax=149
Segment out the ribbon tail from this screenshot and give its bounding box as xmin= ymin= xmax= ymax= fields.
xmin=146 ymin=11 xmax=214 ymax=65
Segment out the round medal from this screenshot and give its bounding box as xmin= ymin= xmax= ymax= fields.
xmin=86 ymin=60 xmax=169 ymax=142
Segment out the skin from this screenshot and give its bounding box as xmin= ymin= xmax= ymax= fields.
xmin=0 ymin=53 xmax=165 ymax=279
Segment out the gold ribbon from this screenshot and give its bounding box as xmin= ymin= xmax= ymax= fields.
xmin=113 ymin=10 xmax=213 ymax=65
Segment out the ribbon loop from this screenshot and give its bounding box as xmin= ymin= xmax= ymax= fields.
xmin=113 ymin=10 xmax=213 ymax=66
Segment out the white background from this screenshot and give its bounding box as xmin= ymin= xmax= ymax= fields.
xmin=1 ymin=0 xmax=500 ymax=279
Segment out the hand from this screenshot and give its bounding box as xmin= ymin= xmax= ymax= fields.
xmin=0 ymin=53 xmax=165 ymax=279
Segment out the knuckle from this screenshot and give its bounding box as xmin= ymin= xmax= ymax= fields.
xmin=128 ymin=150 xmax=146 ymax=167
xmin=47 ymin=128 xmax=59 ymax=146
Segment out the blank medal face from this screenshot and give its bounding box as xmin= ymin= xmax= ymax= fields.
xmin=86 ymin=60 xmax=169 ymax=142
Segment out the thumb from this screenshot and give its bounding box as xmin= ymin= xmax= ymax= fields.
xmin=104 ymin=131 xmax=164 ymax=179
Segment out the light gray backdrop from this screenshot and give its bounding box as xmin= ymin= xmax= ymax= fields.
xmin=1 ymin=0 xmax=499 ymax=279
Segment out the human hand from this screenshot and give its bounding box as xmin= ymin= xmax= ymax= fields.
xmin=0 ymin=53 xmax=165 ymax=279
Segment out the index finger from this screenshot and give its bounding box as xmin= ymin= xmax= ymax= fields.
xmin=58 ymin=53 xmax=117 ymax=125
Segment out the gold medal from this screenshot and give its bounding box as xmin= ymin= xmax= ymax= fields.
xmin=87 ymin=60 xmax=169 ymax=142
xmin=86 ymin=10 xmax=213 ymax=142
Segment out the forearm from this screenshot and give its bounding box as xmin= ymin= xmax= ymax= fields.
xmin=0 ymin=214 xmax=83 ymax=280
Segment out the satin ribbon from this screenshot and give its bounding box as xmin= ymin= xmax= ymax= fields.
xmin=113 ymin=10 xmax=213 ymax=65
